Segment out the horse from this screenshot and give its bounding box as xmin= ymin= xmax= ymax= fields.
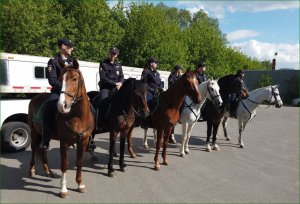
xmin=179 ymin=79 xmax=223 ymax=157
xmin=28 ymin=59 xmax=94 ymax=198
xmin=88 ymin=78 xmax=149 ymax=177
xmin=221 ymin=85 xmax=283 ymax=148
xmin=132 ymin=70 xmax=201 ymax=171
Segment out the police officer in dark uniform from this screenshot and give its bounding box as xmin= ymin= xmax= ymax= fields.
xmin=195 ymin=62 xmax=207 ymax=84
xmin=40 ymin=38 xmax=74 ymax=150
xmin=98 ymin=47 xmax=124 ymax=100
xmin=229 ymin=69 xmax=249 ymax=117
xmin=141 ymin=57 xmax=163 ymax=108
xmin=168 ymin=64 xmax=183 ymax=88
xmin=168 ymin=64 xmax=183 ymax=144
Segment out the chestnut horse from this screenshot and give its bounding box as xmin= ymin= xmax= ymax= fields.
xmin=133 ymin=71 xmax=201 ymax=171
xmin=89 ymin=78 xmax=149 ymax=177
xmin=28 ymin=59 xmax=94 ymax=198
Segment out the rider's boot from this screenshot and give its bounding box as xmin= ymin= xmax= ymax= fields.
xmin=39 ymin=122 xmax=51 ymax=150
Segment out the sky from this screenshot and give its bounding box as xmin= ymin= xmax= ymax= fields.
xmin=109 ymin=0 xmax=299 ymax=70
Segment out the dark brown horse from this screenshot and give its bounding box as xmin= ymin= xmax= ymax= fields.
xmin=133 ymin=71 xmax=201 ymax=170
xmin=89 ymin=78 xmax=149 ymax=177
xmin=28 ymin=59 xmax=94 ymax=198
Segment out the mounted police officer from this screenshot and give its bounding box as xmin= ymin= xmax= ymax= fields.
xmin=40 ymin=38 xmax=74 ymax=150
xmin=229 ymin=69 xmax=249 ymax=117
xmin=141 ymin=57 xmax=163 ymax=110
xmin=168 ymin=64 xmax=183 ymax=88
xmin=168 ymin=64 xmax=183 ymax=144
xmin=195 ymin=62 xmax=207 ymax=84
xmin=98 ymin=47 xmax=124 ymax=100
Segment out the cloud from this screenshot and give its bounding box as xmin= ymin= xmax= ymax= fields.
xmin=232 ymin=40 xmax=299 ymax=69
xmin=227 ymin=29 xmax=261 ymax=41
xmin=176 ymin=1 xmax=299 ymax=19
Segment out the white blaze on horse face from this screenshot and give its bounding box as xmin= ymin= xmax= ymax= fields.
xmin=57 ymin=73 xmax=71 ymax=113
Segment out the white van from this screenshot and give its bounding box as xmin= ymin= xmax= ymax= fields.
xmin=0 ymin=53 xmax=170 ymax=152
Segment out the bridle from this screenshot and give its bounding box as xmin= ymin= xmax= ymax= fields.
xmin=246 ymin=86 xmax=282 ymax=106
xmin=241 ymin=86 xmax=282 ymax=122
xmin=60 ymin=69 xmax=83 ymax=106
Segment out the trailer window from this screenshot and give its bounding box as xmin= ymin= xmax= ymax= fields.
xmin=0 ymin=59 xmax=8 ymax=85
xmin=34 ymin=66 xmax=47 ymax=79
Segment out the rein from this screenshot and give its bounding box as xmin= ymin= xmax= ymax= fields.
xmin=242 ymin=86 xmax=282 ymax=121
xmin=64 ymin=121 xmax=91 ymax=144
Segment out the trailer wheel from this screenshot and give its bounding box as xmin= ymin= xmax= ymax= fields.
xmin=1 ymin=122 xmax=31 ymax=153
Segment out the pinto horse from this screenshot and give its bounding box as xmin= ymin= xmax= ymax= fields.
xmin=133 ymin=71 xmax=201 ymax=171
xmin=89 ymin=78 xmax=149 ymax=177
xmin=179 ymin=80 xmax=222 ymax=157
xmin=28 ymin=59 xmax=94 ymax=198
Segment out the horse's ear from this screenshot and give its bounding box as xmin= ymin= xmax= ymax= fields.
xmin=72 ymin=59 xmax=79 ymax=70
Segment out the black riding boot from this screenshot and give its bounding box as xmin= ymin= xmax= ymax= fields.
xmin=40 ymin=121 xmax=51 ymax=150
xmin=39 ymin=97 xmax=57 ymax=150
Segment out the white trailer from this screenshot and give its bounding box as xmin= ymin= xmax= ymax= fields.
xmin=0 ymin=52 xmax=170 ymax=152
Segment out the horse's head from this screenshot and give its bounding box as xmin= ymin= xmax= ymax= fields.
xmin=121 ymin=78 xmax=150 ymax=118
xmin=182 ymin=71 xmax=201 ymax=104
xmin=269 ymin=85 xmax=283 ymax=108
xmin=203 ymin=79 xmax=223 ymax=107
xmin=57 ymin=59 xmax=84 ymax=113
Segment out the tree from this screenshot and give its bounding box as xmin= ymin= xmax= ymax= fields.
xmin=119 ymin=2 xmax=188 ymax=70
xmin=1 ymin=0 xmax=67 ymax=57
xmin=61 ymin=0 xmax=124 ymax=62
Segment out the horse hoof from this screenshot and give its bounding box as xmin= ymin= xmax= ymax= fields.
xmin=180 ymin=153 xmax=185 ymax=157
xmin=143 ymin=144 xmax=149 ymax=149
xmin=154 ymin=165 xmax=160 ymax=171
xmin=163 ymin=160 xmax=169 ymax=166
xmin=91 ymin=155 xmax=98 ymax=162
xmin=240 ymin=144 xmax=245 ymax=148
xmin=184 ymin=150 xmax=189 ymax=154
xmin=77 ymin=187 xmax=86 ymax=193
xmin=212 ymin=145 xmax=220 ymax=151
xmin=120 ymin=167 xmax=126 ymax=172
xmin=108 ymin=171 xmax=116 ymax=177
xmin=226 ymin=137 xmax=230 ymax=141
xmin=206 ymin=147 xmax=212 ymax=152
xmin=59 ymin=192 xmax=69 ymax=199
xmin=130 ymin=153 xmax=137 ymax=158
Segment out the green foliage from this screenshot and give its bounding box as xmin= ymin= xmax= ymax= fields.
xmin=0 ymin=0 xmax=270 ymax=73
xmin=255 ymin=74 xmax=273 ymax=89
xmin=119 ymin=3 xmax=187 ymax=70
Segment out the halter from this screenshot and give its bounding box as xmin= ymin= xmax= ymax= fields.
xmin=60 ymin=69 xmax=83 ymax=106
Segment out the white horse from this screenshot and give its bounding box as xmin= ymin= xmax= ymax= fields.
xmin=222 ymin=85 xmax=283 ymax=148
xmin=179 ymin=80 xmax=223 ymax=157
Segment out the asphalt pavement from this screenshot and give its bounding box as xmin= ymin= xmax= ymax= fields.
xmin=1 ymin=106 xmax=299 ymax=203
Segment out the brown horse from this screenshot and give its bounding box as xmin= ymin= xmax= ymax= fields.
xmin=134 ymin=71 xmax=201 ymax=170
xmin=28 ymin=59 xmax=94 ymax=198
xmin=89 ymin=78 xmax=150 ymax=177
